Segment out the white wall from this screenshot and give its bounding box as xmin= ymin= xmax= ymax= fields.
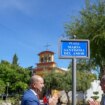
xmin=86 ymin=80 xmax=103 ymax=102
xmin=60 ymin=80 xmax=103 ymax=103
xmin=61 ymin=80 xmax=103 ymax=102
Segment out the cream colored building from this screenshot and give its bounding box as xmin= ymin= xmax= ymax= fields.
xmin=33 ymin=50 xmax=66 ymax=77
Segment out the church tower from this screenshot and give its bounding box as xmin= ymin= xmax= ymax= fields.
xmin=33 ymin=50 xmax=56 ymax=76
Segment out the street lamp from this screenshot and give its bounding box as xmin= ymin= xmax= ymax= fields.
xmin=6 ymin=82 xmax=9 ymax=97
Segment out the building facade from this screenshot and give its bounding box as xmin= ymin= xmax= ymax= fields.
xmin=33 ymin=50 xmax=66 ymax=76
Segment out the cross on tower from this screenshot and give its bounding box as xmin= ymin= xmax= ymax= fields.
xmin=45 ymin=43 xmax=51 ymax=50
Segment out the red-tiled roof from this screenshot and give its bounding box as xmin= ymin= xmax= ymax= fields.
xmin=37 ymin=62 xmax=56 ymax=66
xmin=38 ymin=51 xmax=54 ymax=55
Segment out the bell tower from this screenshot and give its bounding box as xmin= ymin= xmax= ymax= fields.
xmin=39 ymin=51 xmax=54 ymax=62
xmin=34 ymin=50 xmax=56 ymax=75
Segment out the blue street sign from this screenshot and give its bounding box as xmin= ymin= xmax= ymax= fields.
xmin=59 ymin=39 xmax=90 ymax=59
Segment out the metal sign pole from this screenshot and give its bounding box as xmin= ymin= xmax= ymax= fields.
xmin=72 ymin=58 xmax=76 ymax=105
xmin=58 ymin=38 xmax=90 ymax=105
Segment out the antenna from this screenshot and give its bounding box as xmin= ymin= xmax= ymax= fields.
xmin=45 ymin=43 xmax=51 ymax=51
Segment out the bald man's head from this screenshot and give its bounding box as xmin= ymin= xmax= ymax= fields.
xmin=30 ymin=75 xmax=43 ymax=84
xmin=29 ymin=75 xmax=44 ymax=92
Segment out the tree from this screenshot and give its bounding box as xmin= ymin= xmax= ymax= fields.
xmin=44 ymin=71 xmax=64 ymax=94
xmin=0 ymin=60 xmax=30 ymax=95
xmin=68 ymin=59 xmax=96 ymax=72
xmin=61 ymin=70 xmax=72 ymax=105
xmin=12 ymin=53 xmax=18 ymax=66
xmin=65 ymin=0 xmax=105 ymax=77
xmin=0 ymin=80 xmax=5 ymax=94
xmin=44 ymin=69 xmax=96 ymax=105
xmin=44 ymin=70 xmax=71 ymax=105
xmin=77 ymin=71 xmax=96 ymax=92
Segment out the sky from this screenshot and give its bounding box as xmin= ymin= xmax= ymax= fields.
xmin=0 ymin=0 xmax=86 ymax=69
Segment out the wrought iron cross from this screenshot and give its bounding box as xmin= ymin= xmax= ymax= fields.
xmin=45 ymin=43 xmax=51 ymax=50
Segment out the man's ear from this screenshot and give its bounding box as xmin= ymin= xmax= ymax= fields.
xmin=31 ymin=83 xmax=36 ymax=88
xmin=33 ymin=83 xmax=36 ymax=87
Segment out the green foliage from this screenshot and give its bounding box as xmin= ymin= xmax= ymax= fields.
xmin=61 ymin=70 xmax=72 ymax=92
xmin=12 ymin=54 xmax=18 ymax=66
xmin=0 ymin=80 xmax=5 ymax=94
xmin=65 ymin=0 xmax=105 ymax=76
xmin=77 ymin=70 xmax=96 ymax=92
xmin=11 ymin=94 xmax=21 ymax=105
xmin=44 ymin=69 xmax=96 ymax=93
xmin=43 ymin=69 xmax=96 ymax=105
xmin=0 ymin=59 xmax=31 ymax=95
xmin=44 ymin=71 xmax=65 ymax=92
xmin=93 ymin=91 xmax=99 ymax=95
xmin=91 ymin=96 xmax=99 ymax=100
xmin=68 ymin=59 xmax=96 ymax=72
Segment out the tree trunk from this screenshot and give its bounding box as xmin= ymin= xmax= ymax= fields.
xmin=83 ymin=91 xmax=86 ymax=105
xmin=65 ymin=91 xmax=70 ymax=105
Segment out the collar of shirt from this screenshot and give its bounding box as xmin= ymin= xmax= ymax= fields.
xmin=30 ymin=89 xmax=37 ymax=96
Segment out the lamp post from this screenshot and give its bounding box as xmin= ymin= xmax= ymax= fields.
xmin=6 ymin=82 xmax=9 ymax=97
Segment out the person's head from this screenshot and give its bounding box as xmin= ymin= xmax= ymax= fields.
xmin=29 ymin=75 xmax=44 ymax=92
xmin=100 ymin=75 xmax=105 ymax=93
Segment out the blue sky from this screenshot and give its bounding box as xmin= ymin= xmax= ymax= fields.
xmin=0 ymin=0 xmax=86 ymax=68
